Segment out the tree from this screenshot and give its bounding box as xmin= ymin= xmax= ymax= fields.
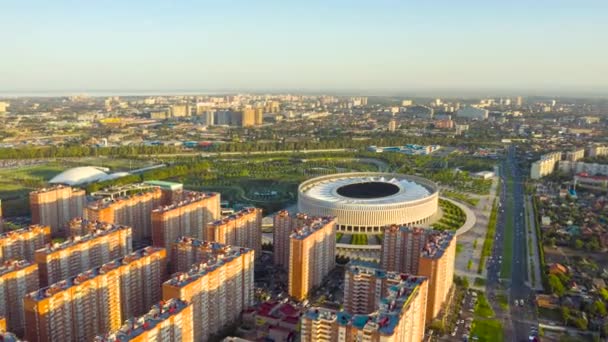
xmin=561 ymin=306 xmax=571 ymax=325
xmin=574 ymin=239 xmax=584 ymax=249
xmin=594 ymin=300 xmax=607 ymax=317
xmin=549 ymin=274 xmax=566 ymax=296
xmin=574 ymin=317 xmax=588 ymax=330
xmin=600 ymin=288 xmax=608 ymax=301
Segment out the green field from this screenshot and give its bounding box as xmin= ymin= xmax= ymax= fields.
xmin=351 ymin=234 xmax=368 ymax=245
xmin=471 ymin=318 xmax=504 ymax=342
xmin=474 ymin=292 xmax=495 ymax=318
xmin=501 ymin=163 xmax=515 ymax=278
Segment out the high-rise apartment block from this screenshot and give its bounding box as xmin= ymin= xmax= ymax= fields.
xmin=288 ymin=217 xmax=336 ymax=301
xmin=273 ymin=211 xmax=323 ymax=268
xmin=143 ymin=181 xmax=184 ymax=205
xmin=86 ymin=184 xmax=163 ymax=242
xmin=35 ymin=224 xmax=132 ymax=286
xmin=301 ymin=274 xmax=427 ymax=342
xmin=163 ymin=240 xmax=254 ymax=342
xmin=0 ymin=225 xmax=50 ymax=263
xmin=343 ymin=261 xmax=405 ymax=314
xmin=587 ymin=144 xmax=608 ymax=158
xmin=241 ymin=108 xmax=256 ymax=127
xmin=24 ymin=247 xmax=166 ymax=342
xmin=0 ymin=260 xmax=39 ymax=336
xmin=254 ymin=107 xmax=264 ymax=125
xmin=565 ymin=148 xmax=585 ymax=162
xmin=94 ymin=298 xmax=194 ymax=342
xmin=381 ymin=226 xmax=456 ymax=321
xmin=207 ymin=207 xmax=262 ymax=256
xmin=29 ymin=185 xmax=86 ymax=236
xmin=151 ymin=192 xmax=220 ymax=257
xmin=388 ymin=119 xmax=397 ymax=132
xmin=530 ymin=152 xmax=562 ymax=179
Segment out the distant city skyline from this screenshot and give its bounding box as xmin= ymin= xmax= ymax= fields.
xmin=1 ymin=0 xmax=607 ymax=96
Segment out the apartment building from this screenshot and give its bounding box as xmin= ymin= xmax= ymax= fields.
xmin=0 ymin=225 xmax=50 ymax=263
xmin=24 ymin=247 xmax=166 ymax=342
xmin=418 ymin=232 xmax=456 ymax=322
xmin=587 ymin=144 xmax=608 ymax=158
xmin=151 ymin=192 xmax=220 ymax=257
xmin=301 ymin=275 xmax=427 ymax=342
xmin=344 ymin=261 xmax=406 ymax=314
xmin=207 ymin=207 xmax=262 ymax=256
xmin=29 ymin=185 xmax=86 ymax=236
xmin=0 ymin=260 xmax=39 ymax=336
xmin=530 ymin=152 xmax=562 ymax=179
xmin=35 ymin=224 xmax=132 ymax=286
xmin=381 ymin=226 xmax=456 ymax=321
xmin=163 ymin=242 xmax=254 ymax=342
xmin=559 ymin=161 xmax=608 ymax=176
xmin=94 ymin=298 xmax=193 ymax=342
xmin=273 ymin=211 xmax=313 ymax=268
xmin=288 ymin=217 xmax=336 ymax=301
xmin=85 ymin=185 xmax=162 ymax=242
xmin=565 ymin=148 xmax=585 ymax=162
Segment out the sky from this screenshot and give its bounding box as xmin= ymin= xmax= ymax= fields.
xmin=1 ymin=0 xmax=607 ymax=96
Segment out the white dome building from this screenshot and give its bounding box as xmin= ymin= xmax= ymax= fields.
xmin=49 ymin=166 xmax=111 ymax=186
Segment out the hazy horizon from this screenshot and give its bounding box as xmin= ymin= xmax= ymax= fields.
xmin=2 ymin=0 xmax=607 ymax=96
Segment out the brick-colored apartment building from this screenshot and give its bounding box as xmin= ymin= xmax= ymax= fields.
xmin=94 ymin=298 xmax=193 ymax=342
xmin=0 ymin=224 xmax=50 ymax=263
xmin=29 ymin=185 xmax=86 ymax=236
xmin=24 ymin=247 xmax=166 ymax=342
xmin=381 ymin=226 xmax=456 ymax=321
xmin=207 ymin=207 xmax=262 ymax=256
xmin=85 ymin=185 xmax=162 ymax=242
xmin=151 ymin=192 xmax=220 ymax=257
xmin=301 ymin=274 xmax=428 ymax=342
xmin=0 ymin=260 xmax=39 ymax=337
xmin=272 ymin=211 xmax=311 ymax=268
xmin=288 ymin=217 xmax=336 ymax=301
xmin=35 ymin=223 xmax=132 ymax=286
xmin=163 ymin=240 xmax=254 ymax=342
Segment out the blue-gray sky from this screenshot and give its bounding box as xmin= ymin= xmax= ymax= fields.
xmin=1 ymin=0 xmax=607 ymax=95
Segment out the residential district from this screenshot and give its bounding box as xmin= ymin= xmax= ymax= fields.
xmin=0 ymin=95 xmax=606 ymax=342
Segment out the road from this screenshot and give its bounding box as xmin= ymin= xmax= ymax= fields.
xmin=486 ymin=145 xmax=538 ymax=342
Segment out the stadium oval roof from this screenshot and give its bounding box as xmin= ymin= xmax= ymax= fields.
xmin=49 ymin=166 xmax=110 ymax=186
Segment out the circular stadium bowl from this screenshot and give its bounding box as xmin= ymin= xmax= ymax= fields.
xmin=298 ymin=172 xmax=439 ymax=260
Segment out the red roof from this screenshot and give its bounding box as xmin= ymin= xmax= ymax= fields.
xmin=278 ymin=303 xmax=298 ymax=317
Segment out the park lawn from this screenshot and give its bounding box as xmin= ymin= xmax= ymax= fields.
xmin=471 ymin=318 xmax=504 ymax=342
xmin=496 ymin=293 xmax=509 ymax=311
xmin=500 ymin=164 xmax=514 ymax=278
xmin=474 ymin=292 xmax=495 ymax=318
xmin=0 ymin=163 xmax=66 ymax=181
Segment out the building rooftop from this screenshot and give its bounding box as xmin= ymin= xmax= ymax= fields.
xmin=0 ymin=259 xmax=34 ymax=277
xmin=143 ymin=180 xmax=184 ymax=191
xmin=90 ymin=183 xmax=160 ymax=200
xmin=48 ymin=166 xmax=110 ymax=186
xmin=37 ymin=223 xmax=130 ymax=254
xmin=152 ymin=191 xmax=218 ymax=213
xmin=27 ymin=247 xmax=163 ymax=302
xmin=29 ymin=184 xmax=83 ymax=194
xmin=289 ymin=217 xmax=335 ymax=240
xmin=421 ymin=230 xmax=455 ymax=259
xmin=165 ymin=239 xmax=251 ymax=288
xmin=94 ymin=298 xmax=189 ymax=341
xmin=305 ymin=274 xmax=426 ymax=336
xmin=0 ymin=224 xmax=49 ymax=240
xmin=209 ymin=207 xmax=260 ymax=226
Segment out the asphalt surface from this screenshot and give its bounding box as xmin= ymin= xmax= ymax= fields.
xmin=500 ymin=146 xmax=539 ymax=342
